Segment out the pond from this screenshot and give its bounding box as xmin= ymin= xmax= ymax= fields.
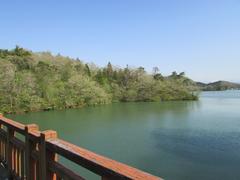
xmin=8 ymin=90 xmax=240 ymax=180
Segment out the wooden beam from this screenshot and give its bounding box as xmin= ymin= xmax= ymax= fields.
xmin=25 ymin=124 xmax=39 ymax=180
xmin=39 ymin=130 xmax=58 ymax=180
xmin=47 ymin=139 xmax=162 ymax=180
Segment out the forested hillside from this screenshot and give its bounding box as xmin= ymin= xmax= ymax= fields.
xmin=196 ymin=81 xmax=240 ymax=91
xmin=0 ymin=46 xmax=197 ymax=113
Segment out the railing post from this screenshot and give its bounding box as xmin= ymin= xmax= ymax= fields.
xmin=6 ymin=125 xmax=14 ymax=175
xmin=25 ymin=124 xmax=39 ymax=180
xmin=39 ymin=130 xmax=58 ymax=180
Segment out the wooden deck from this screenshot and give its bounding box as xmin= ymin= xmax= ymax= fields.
xmin=0 ymin=114 xmax=162 ymax=180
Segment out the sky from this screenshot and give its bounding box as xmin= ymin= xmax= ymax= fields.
xmin=0 ymin=0 xmax=240 ymax=82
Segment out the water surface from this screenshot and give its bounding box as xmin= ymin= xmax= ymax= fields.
xmin=8 ymin=90 xmax=240 ymax=180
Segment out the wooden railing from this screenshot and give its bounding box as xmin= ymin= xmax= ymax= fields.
xmin=0 ymin=114 xmax=162 ymax=180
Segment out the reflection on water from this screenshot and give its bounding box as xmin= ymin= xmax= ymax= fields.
xmin=7 ymin=91 xmax=240 ymax=180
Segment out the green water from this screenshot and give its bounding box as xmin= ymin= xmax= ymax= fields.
xmin=8 ymin=90 xmax=240 ymax=180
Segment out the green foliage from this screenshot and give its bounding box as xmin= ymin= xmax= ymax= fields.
xmin=0 ymin=47 xmax=198 ymax=114
xmin=84 ymin=64 xmax=91 ymax=76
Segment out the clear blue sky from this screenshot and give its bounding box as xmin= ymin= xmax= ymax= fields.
xmin=1 ymin=0 xmax=240 ymax=82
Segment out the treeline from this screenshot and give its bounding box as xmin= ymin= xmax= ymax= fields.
xmin=0 ymin=46 xmax=197 ymax=113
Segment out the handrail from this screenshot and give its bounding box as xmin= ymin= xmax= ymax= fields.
xmin=47 ymin=138 xmax=160 ymax=179
xmin=0 ymin=114 xmax=162 ymax=180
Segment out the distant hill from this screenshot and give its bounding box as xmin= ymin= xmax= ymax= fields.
xmin=196 ymin=81 xmax=240 ymax=91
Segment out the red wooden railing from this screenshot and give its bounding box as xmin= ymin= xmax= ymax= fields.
xmin=0 ymin=114 xmax=162 ymax=180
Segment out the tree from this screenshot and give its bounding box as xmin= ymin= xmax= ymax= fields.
xmin=172 ymin=71 xmax=177 ymax=77
xmin=179 ymin=72 xmax=185 ymax=77
xmin=106 ymin=62 xmax=113 ymax=77
xmin=152 ymin=67 xmax=159 ymax=75
xmin=13 ymin=45 xmax=31 ymax=57
xmin=84 ymin=64 xmax=91 ymax=76
xmin=0 ymin=47 xmax=198 ymax=113
xmin=0 ymin=59 xmax=16 ymax=112
xmin=153 ymin=73 xmax=164 ymax=80
xmin=60 ymin=62 xmax=73 ymax=81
